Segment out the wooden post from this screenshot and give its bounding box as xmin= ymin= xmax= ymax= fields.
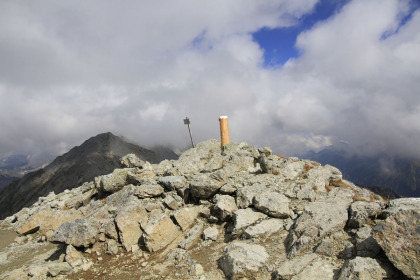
xmin=219 ymin=116 xmax=230 ymax=147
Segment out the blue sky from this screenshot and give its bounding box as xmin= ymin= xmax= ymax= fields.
xmin=0 ymin=0 xmax=420 ymax=163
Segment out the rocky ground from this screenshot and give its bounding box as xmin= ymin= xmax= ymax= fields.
xmin=0 ymin=140 xmax=419 ymax=280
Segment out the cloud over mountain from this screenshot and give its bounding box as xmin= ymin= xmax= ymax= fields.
xmin=0 ymin=0 xmax=419 ymax=160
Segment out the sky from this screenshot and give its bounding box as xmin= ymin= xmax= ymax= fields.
xmin=0 ymin=0 xmax=419 ymax=165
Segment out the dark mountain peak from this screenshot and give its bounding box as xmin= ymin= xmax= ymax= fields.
xmin=0 ymin=133 xmax=178 ymax=219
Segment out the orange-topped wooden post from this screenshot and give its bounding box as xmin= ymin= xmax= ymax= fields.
xmin=219 ymin=116 xmax=230 ymax=147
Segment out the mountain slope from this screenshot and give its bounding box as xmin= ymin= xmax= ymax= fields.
xmin=303 ymin=147 xmax=419 ymax=197
xmin=0 ymin=132 xmax=177 ymax=219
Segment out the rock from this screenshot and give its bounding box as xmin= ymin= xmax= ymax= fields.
xmin=126 ymin=169 xmax=156 ymax=184
xmin=272 ymin=253 xmax=318 ymax=279
xmin=211 ymin=194 xmax=238 ymax=222
xmin=163 ymin=193 xmax=183 ymax=210
xmin=203 ymin=226 xmax=219 ymax=241
xmin=142 ymin=214 xmax=182 ymax=252
xmin=133 ymin=184 xmax=164 ymax=198
xmin=189 ymin=172 xmax=226 ymax=200
xmin=158 ymin=176 xmax=187 ymax=191
xmin=190 ymin=263 xmax=204 ymax=276
xmin=258 ymin=147 xmax=272 ymax=156
xmin=172 ymin=207 xmax=200 ymax=232
xmin=355 ymin=226 xmax=381 ymax=258
xmin=242 ymin=218 xmax=283 ymax=239
xmin=179 ymin=222 xmax=204 ymax=250
xmin=337 ymin=257 xmax=397 ymax=280
xmin=106 ymin=239 xmax=119 ymax=255
xmin=47 ymin=262 xmax=73 ymax=277
xmin=253 ymin=192 xmax=292 ymax=218
xmin=218 ymin=241 xmax=269 ymax=280
xmin=115 ymin=201 xmax=147 ymax=251
xmin=65 ymin=244 xmax=84 ymax=267
xmin=120 ymin=153 xmax=145 ymax=168
xmin=381 ymin=197 xmax=420 ymax=218
xmin=373 ymin=209 xmax=420 ymax=279
xmin=65 ymin=188 xmax=96 ymax=209
xmin=291 ymin=257 xmax=336 ymax=280
xmin=287 ymin=187 xmax=353 ymax=257
xmin=16 ymin=209 xmax=82 ymax=236
xmin=314 ymin=236 xmax=334 ymax=257
xmin=50 ymin=218 xmax=98 ymax=247
xmin=230 ymin=208 xmax=267 ymax=236
xmin=236 ymin=184 xmax=266 ymax=208
xmin=94 ymin=168 xmax=135 ymax=194
xmin=348 ymin=201 xmax=382 ymax=228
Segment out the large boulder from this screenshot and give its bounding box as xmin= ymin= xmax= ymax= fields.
xmin=158 ymin=176 xmax=188 ymax=191
xmin=253 ymin=191 xmax=292 ymax=218
xmin=338 ymin=257 xmax=398 ymax=280
xmin=287 ymin=187 xmax=353 ymax=257
xmin=211 ymin=194 xmax=238 ymax=222
xmin=142 ymin=214 xmax=182 ymax=252
xmin=189 ymin=171 xmax=226 ymax=199
xmin=373 ymin=206 xmax=420 ymax=280
xmin=115 ymin=200 xmax=147 ymax=251
xmin=218 ymin=241 xmax=269 ymax=280
xmin=229 ymin=208 xmax=267 ymax=236
xmin=94 ymin=168 xmax=135 ymax=194
xmin=348 ymin=201 xmax=382 ymax=228
xmin=50 ymin=218 xmax=98 ymax=248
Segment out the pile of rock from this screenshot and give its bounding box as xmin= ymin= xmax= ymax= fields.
xmin=0 ymin=139 xmax=418 ymax=280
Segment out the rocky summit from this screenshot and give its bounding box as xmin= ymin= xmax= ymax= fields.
xmin=0 ymin=140 xmax=419 ymax=280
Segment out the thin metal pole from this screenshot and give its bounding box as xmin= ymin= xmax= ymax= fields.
xmin=187 ymin=123 xmax=194 ymax=148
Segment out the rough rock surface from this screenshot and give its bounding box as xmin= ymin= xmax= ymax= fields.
xmin=373 ymin=199 xmax=420 ymax=280
xmin=0 ymin=139 xmax=414 ymax=280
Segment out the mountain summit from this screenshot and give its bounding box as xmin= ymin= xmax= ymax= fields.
xmin=0 ymin=132 xmax=177 ymax=219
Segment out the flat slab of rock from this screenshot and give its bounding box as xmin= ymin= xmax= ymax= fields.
xmin=142 ymin=214 xmax=182 ymax=252
xmin=230 ymin=208 xmax=267 ymax=236
xmin=253 ymin=192 xmax=292 ymax=218
xmin=115 ymin=202 xmax=147 ymax=251
xmin=273 ymin=253 xmax=318 ymax=279
xmin=219 ymin=241 xmax=269 ymax=280
xmin=172 ymin=207 xmax=200 ymax=232
xmin=373 ymin=208 xmax=420 ymax=280
xmin=179 ymin=221 xmax=204 ymax=250
xmin=133 ymin=184 xmax=164 ymax=198
xmin=242 ymin=218 xmax=283 ymax=239
xmin=189 ymin=172 xmax=225 ymax=199
xmin=158 ymin=176 xmax=187 ymax=191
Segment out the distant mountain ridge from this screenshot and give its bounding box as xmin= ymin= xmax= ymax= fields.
xmin=0 ymin=132 xmax=178 ymax=219
xmin=303 ymin=147 xmax=420 ymax=198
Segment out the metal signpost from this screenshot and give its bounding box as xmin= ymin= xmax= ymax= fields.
xmin=184 ymin=117 xmax=195 ymax=148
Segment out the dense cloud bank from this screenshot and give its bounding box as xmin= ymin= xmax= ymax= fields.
xmin=0 ymin=0 xmax=419 ymax=163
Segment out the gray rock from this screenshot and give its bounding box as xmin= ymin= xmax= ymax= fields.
xmin=253 ymin=192 xmax=292 ymax=218
xmin=381 ymin=197 xmax=420 ymax=218
xmin=47 ymin=262 xmax=73 ymax=277
xmin=314 ymin=236 xmax=334 ymax=257
xmin=159 ymin=176 xmax=188 ymax=191
xmin=203 ymin=226 xmax=219 ymax=241
xmin=287 ymin=187 xmax=354 ymax=257
xmin=94 ymin=168 xmax=135 ymax=194
xmin=219 ymin=241 xmax=269 ymax=280
xmin=163 ymin=193 xmax=183 ymax=210
xmin=348 ymin=201 xmax=382 ymax=228
xmin=171 ymin=207 xmax=200 ymax=232
xmin=355 ymin=226 xmax=381 ymax=257
xmin=65 ymin=244 xmax=84 ymax=267
xmin=273 ymin=253 xmax=318 ymax=279
xmin=242 ymin=218 xmax=283 ymax=239
xmin=236 ymin=184 xmax=266 ymax=208
xmin=338 ymin=257 xmax=396 ymax=280
xmin=291 ymin=257 xmax=335 ymax=280
xmin=120 ymin=153 xmax=145 ymax=168
xmin=50 ymin=218 xmax=98 ymax=247
xmin=106 ymin=239 xmax=119 ymax=255
xmin=373 ymin=208 xmax=420 ymax=279
xmin=230 ymin=208 xmax=267 ymax=236
xmin=179 ymin=221 xmax=204 ymax=250
xmin=142 ymin=214 xmax=182 ymax=252
xmin=211 ymin=194 xmax=238 ymax=221
xmin=115 ymin=201 xmax=147 ymax=251
xmin=133 ymin=184 xmax=164 ymax=198
xmin=189 ymin=172 xmax=225 ymax=199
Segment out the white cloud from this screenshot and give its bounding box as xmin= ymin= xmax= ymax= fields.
xmin=0 ymin=0 xmax=419 ymax=161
